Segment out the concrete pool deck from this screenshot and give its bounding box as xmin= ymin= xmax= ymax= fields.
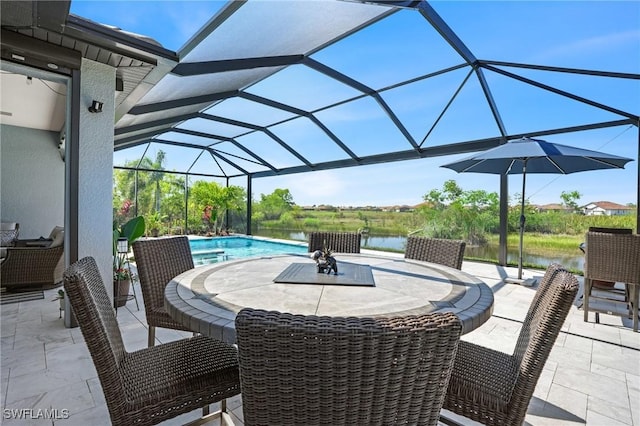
xmin=1 ymin=257 xmax=638 ymax=425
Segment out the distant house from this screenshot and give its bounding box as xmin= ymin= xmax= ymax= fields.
xmin=384 ymin=205 xmax=412 ymax=212
xmin=536 ymin=203 xmax=572 ymax=213
xmin=582 ymin=201 xmax=633 ymax=216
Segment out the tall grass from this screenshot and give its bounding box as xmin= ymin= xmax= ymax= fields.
xmin=254 ymin=208 xmax=636 ymax=275
xmin=486 ymin=233 xmax=583 ymax=251
xmin=258 ymin=208 xmax=635 ymax=237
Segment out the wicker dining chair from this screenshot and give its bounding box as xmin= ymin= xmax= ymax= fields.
xmin=307 ymin=231 xmax=361 ymax=253
xmin=236 ymin=308 xmax=462 ymax=426
xmin=442 ymin=264 xmax=579 ymax=426
xmin=580 ymin=227 xmax=633 ymax=254
xmin=578 ymin=227 xmax=632 ymax=311
xmin=63 ymin=256 xmax=240 ymax=426
xmin=132 ymin=236 xmax=196 ymax=346
xmin=404 ymin=236 xmax=466 ymax=270
xmin=583 ymin=231 xmax=640 ymax=332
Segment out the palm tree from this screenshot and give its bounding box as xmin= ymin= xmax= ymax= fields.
xmin=137 ymin=150 xmax=166 ymax=213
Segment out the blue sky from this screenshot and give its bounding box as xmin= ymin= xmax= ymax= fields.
xmin=72 ymin=1 xmax=640 ymax=208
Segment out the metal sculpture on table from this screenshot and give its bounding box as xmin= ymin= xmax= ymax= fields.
xmin=310 ymin=243 xmax=338 ymax=275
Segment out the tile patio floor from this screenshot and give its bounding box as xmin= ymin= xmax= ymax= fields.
xmin=1 ymin=259 xmax=639 ymax=425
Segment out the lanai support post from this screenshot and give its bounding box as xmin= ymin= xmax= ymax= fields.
xmin=65 ymin=67 xmax=81 ymax=329
xmin=134 ymin=170 xmax=138 ymax=217
xmin=246 ymin=175 xmax=252 ymax=235
xmin=184 ymin=174 xmax=189 ymax=235
xmin=499 ymin=174 xmax=508 ymax=266
xmin=225 ymin=177 xmax=230 ymax=231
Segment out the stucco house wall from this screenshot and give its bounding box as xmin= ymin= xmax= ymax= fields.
xmin=1 ymin=59 xmax=116 ymax=327
xmin=76 ymin=58 xmax=116 ymax=299
xmin=0 ymin=125 xmax=65 ymax=239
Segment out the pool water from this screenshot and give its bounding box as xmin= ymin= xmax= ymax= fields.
xmin=189 ymin=236 xmax=308 ymax=265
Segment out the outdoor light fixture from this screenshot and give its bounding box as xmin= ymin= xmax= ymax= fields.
xmin=88 ymin=100 xmax=103 ymax=113
xmin=117 ymin=237 xmax=128 ymax=254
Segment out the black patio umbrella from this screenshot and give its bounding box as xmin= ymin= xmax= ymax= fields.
xmin=441 ymin=137 xmax=633 ymax=281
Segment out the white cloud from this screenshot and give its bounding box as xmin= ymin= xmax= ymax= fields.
xmin=533 ymin=30 xmax=640 ymax=63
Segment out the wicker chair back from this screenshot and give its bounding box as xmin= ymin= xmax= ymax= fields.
xmin=63 ymin=257 xmax=129 ymax=402
xmin=404 ymin=236 xmax=466 ymax=270
xmin=584 ymin=232 xmax=640 ymax=331
xmin=236 ymin=308 xmax=462 ymax=426
xmin=132 ymin=236 xmax=194 ymax=345
xmin=307 ymin=231 xmax=361 ymax=253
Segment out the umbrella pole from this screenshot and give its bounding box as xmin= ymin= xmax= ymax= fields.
xmin=518 ymin=162 xmax=527 ymax=280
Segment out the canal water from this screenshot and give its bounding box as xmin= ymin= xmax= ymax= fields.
xmin=256 ymin=230 xmax=585 ymax=271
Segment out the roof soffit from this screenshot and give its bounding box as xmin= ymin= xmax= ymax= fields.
xmin=1 ymin=1 xmax=180 ymax=130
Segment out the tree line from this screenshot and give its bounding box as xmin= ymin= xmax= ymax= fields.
xmin=113 ymin=151 xmax=296 ymax=236
xmin=113 ymin=151 xmax=636 ymax=242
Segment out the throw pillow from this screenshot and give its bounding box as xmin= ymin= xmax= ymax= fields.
xmin=50 ymin=230 xmax=65 ymax=248
xmin=48 ymin=226 xmax=64 ymax=240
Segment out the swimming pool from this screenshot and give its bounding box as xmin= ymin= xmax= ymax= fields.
xmin=189 ymin=236 xmax=308 ymax=265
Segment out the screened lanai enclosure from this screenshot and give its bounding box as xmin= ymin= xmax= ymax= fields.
xmin=111 ymin=0 xmax=639 ymax=263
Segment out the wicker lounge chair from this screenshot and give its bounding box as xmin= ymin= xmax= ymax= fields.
xmin=63 ymin=256 xmax=240 ymax=426
xmin=404 ymin=236 xmax=466 ymax=270
xmin=583 ymin=231 xmax=640 ymax=332
xmin=307 ymin=231 xmax=361 ymax=253
xmin=1 ymin=242 xmax=63 ymax=290
xmin=236 ymin=308 xmax=462 ymax=426
xmin=442 ymin=264 xmax=579 ymax=426
xmin=132 ymin=236 xmax=196 ymax=346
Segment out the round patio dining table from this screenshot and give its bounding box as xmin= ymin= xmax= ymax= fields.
xmin=164 ymin=252 xmax=494 ymax=344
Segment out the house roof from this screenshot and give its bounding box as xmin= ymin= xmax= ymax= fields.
xmin=583 ymin=201 xmax=633 ymax=210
